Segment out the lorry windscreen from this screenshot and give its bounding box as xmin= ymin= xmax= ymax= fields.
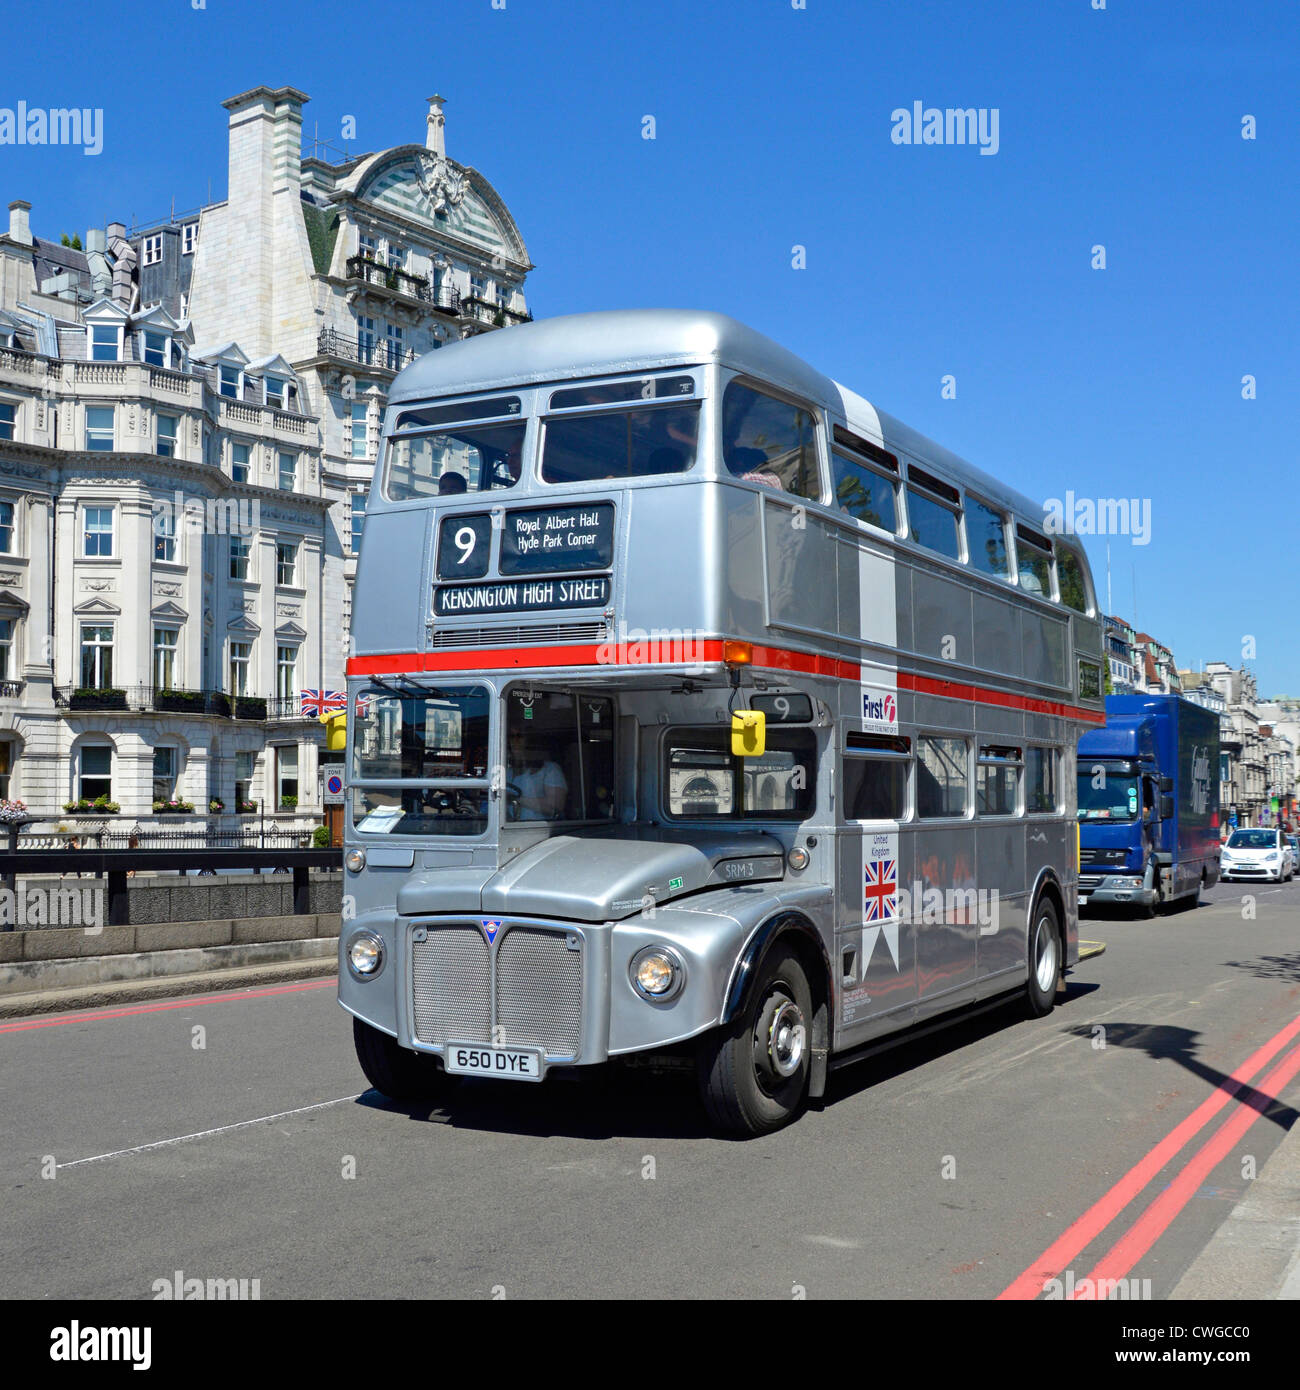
xmin=1076 ymin=771 xmax=1139 ymax=821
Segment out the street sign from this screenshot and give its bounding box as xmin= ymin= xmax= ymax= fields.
xmin=322 ymin=770 xmax=345 ymax=806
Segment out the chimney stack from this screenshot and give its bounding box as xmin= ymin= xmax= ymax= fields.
xmin=426 ymin=95 xmax=446 ymax=158
xmin=7 ymin=200 xmax=32 ymax=246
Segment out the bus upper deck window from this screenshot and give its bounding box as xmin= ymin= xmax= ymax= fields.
xmin=385 ymin=419 xmax=526 ymax=501
xmin=967 ymin=496 xmax=1010 ymax=578
xmin=832 ymin=451 xmax=897 ymax=533
xmin=1015 ymin=524 xmax=1054 ymax=598
xmin=905 ymin=466 xmax=962 ymax=562
xmin=721 ymin=381 xmax=821 ymax=500
xmin=1057 ymin=545 xmax=1090 ymax=613
xmin=541 ymin=401 xmax=699 ymax=484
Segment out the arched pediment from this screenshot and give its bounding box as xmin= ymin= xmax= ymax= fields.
xmin=348 ymin=145 xmax=529 ymax=267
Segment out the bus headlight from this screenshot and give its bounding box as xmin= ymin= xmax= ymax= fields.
xmin=346 ymin=931 xmax=384 ymax=979
xmin=345 ymin=848 xmax=366 ymax=873
xmin=630 ymin=946 xmax=685 ymax=1002
xmin=787 ymin=846 xmax=810 ymax=871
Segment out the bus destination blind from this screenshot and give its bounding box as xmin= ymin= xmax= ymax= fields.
xmin=434 ymin=575 xmax=611 ymax=616
xmin=498 ymin=504 xmax=614 ymax=575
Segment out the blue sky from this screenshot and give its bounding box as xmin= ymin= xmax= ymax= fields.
xmin=4 ymin=0 xmax=1297 ymax=689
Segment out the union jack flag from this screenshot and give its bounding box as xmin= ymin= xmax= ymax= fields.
xmin=354 ymin=692 xmax=374 ymax=719
xmin=300 ymin=689 xmax=346 ymax=717
xmin=864 ymin=859 xmax=897 ymax=922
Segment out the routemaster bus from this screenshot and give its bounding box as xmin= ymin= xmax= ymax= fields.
xmin=339 ymin=310 xmax=1105 ymax=1135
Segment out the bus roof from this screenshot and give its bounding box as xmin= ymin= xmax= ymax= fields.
xmin=388 ymin=308 xmax=837 ymax=406
xmin=387 ymin=308 xmax=1059 ymax=538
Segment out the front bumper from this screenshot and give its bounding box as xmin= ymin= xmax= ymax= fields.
xmin=338 ymin=905 xmax=758 ymax=1073
xmin=1078 ymin=872 xmax=1154 ymax=907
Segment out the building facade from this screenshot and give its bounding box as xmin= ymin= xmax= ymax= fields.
xmin=0 ymin=201 xmax=332 ymax=827
xmin=0 ymin=86 xmax=532 ymax=831
xmin=185 ymin=86 xmax=532 ymax=640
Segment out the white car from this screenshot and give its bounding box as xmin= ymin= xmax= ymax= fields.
xmin=1220 ymin=827 xmax=1293 ymax=882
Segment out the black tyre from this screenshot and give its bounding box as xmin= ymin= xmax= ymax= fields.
xmin=353 ymin=1017 xmax=456 ymax=1103
xmin=697 ymin=942 xmax=813 ymax=1137
xmin=1024 ymin=897 xmax=1061 ymax=1018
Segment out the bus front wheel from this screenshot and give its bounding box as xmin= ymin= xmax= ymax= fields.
xmin=353 ymin=1018 xmax=456 ymax=1103
xmin=1024 ymin=898 xmax=1062 ymax=1018
xmin=697 ymin=943 xmax=813 ymax=1137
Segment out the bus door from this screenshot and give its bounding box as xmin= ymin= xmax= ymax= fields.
xmin=838 ymin=733 xmax=917 ymax=1035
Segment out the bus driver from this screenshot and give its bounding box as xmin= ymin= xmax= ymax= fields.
xmin=506 ymin=724 xmax=568 ymax=820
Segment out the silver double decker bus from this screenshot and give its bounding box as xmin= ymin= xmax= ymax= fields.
xmin=339 ymin=310 xmax=1104 ymax=1135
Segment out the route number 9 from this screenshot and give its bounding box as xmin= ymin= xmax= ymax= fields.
xmin=437 ymin=513 xmax=491 ymax=579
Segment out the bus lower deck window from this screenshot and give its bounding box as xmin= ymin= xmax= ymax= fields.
xmin=917 ymin=737 xmax=969 ymax=819
xmin=665 ymin=728 xmax=816 ymax=820
xmin=1027 ymin=747 xmax=1058 ymax=813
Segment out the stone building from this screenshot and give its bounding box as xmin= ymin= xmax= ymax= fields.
xmin=0 ymin=86 xmax=532 ymax=831
xmin=185 ymin=86 xmax=532 ymax=638
xmin=0 ymin=200 xmax=332 ymax=827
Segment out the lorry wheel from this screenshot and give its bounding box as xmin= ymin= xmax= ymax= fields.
xmin=1024 ymin=898 xmax=1061 ymax=1018
xmin=353 ymin=1018 xmax=456 ymax=1103
xmin=697 ymin=943 xmax=813 ymax=1137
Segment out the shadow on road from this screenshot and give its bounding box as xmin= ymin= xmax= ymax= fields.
xmin=1222 ymin=951 xmax=1300 ymax=983
xmin=1062 ymin=1021 xmax=1300 ymax=1134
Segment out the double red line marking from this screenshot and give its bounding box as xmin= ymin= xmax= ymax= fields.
xmin=999 ymin=1011 xmax=1300 ymax=1299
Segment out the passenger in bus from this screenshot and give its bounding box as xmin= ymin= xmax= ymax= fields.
xmin=507 ymin=725 xmax=568 ymax=820
xmin=726 ymin=444 xmax=785 ymax=490
xmin=438 ymin=471 xmax=468 ymax=495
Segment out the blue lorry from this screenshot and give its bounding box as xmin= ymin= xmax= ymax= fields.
xmin=1076 ymin=694 xmax=1221 ymax=914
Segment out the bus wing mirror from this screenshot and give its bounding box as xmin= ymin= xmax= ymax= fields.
xmin=731 ymin=710 xmax=766 ymax=757
xmin=1160 ymin=794 xmax=1175 ymax=821
xmin=321 ymin=711 xmax=348 ymax=751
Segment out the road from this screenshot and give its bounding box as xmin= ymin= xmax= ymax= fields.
xmin=3 ymin=876 xmax=1298 ymax=1300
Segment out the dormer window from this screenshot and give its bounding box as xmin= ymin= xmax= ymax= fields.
xmin=91 ymin=325 xmax=120 ymax=362
xmin=182 ymin=223 xmax=198 ymax=256
xmin=142 ymin=235 xmax=163 ymax=267
xmin=265 ymin=377 xmax=287 ymax=410
xmin=219 ymin=365 xmax=241 ymax=399
xmin=143 ymin=331 xmax=170 ymax=368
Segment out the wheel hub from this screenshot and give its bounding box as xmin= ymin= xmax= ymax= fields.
xmin=764 ymin=998 xmax=806 ymax=1078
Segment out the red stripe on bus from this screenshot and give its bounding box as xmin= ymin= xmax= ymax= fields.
xmin=347 ymin=643 xmax=1105 ymax=724
xmin=997 ymin=1009 xmax=1300 ymax=1299
xmin=899 ymin=672 xmax=1105 ymax=724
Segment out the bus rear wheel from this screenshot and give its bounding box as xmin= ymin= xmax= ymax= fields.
xmin=353 ymin=1017 xmax=456 ymax=1103
xmin=697 ymin=943 xmax=812 ymax=1136
xmin=1024 ymin=898 xmax=1061 ymax=1018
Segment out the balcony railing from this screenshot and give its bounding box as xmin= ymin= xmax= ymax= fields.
xmin=344 ymin=255 xmax=462 ymax=314
xmin=0 ymin=345 xmax=54 ymax=378
xmin=52 ymin=686 xmax=313 ymax=720
xmin=316 ymin=328 xmax=418 ymax=373
xmin=459 ymin=294 xmax=532 ymax=327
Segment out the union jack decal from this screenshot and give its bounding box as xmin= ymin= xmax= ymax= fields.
xmin=300 ymin=689 xmax=346 ymax=717
xmin=864 ymin=859 xmax=898 ymax=922
xmin=354 ymin=692 xmax=374 ymax=718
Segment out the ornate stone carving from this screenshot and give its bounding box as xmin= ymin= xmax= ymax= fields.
xmin=82 ymin=579 xmax=117 ymax=593
xmin=417 ymin=152 xmax=467 ymax=214
xmin=0 ymin=573 xmax=22 ymax=587
xmin=154 ymin=582 xmax=182 ymax=597
xmin=277 ymin=603 xmax=301 ymax=618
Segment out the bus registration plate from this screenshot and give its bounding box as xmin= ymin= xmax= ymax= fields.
xmin=445 ymin=1043 xmax=543 ymax=1082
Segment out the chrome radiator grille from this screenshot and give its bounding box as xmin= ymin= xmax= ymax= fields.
xmin=410 ymin=923 xmax=583 ymax=1057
